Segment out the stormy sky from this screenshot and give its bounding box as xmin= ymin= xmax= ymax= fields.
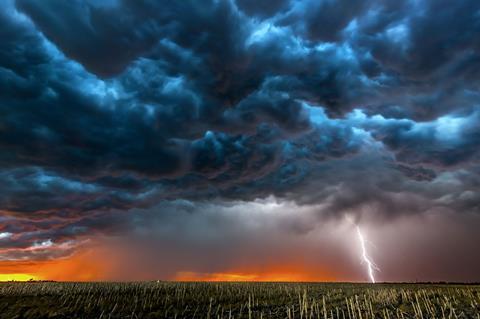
xmin=1 ymin=0 xmax=480 ymax=282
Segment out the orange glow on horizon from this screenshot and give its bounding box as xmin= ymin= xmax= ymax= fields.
xmin=175 ymin=271 xmax=331 ymax=282
xmin=0 ymin=257 xmax=340 ymax=282
xmin=0 ymin=248 xmax=110 ymax=282
xmin=175 ymin=264 xmax=338 ymax=282
xmin=0 ymin=247 xmax=342 ymax=282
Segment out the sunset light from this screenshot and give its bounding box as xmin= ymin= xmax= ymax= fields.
xmin=0 ymin=274 xmax=38 ymax=282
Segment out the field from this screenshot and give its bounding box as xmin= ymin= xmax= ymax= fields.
xmin=0 ymin=282 xmax=479 ymax=318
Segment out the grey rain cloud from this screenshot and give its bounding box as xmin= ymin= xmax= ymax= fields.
xmin=0 ymin=0 xmax=479 ymax=280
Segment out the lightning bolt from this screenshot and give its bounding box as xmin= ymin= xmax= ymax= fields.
xmin=355 ymin=225 xmax=379 ymax=283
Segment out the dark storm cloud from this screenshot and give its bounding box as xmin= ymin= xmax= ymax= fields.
xmin=278 ymin=0 xmax=368 ymax=42
xmin=235 ymin=0 xmax=291 ymax=18
xmin=353 ymin=109 xmax=480 ymax=169
xmin=1 ymin=0 xmax=480 ymax=271
xmin=350 ymin=0 xmax=480 ymax=120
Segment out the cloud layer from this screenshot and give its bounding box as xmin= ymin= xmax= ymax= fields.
xmin=1 ymin=0 xmax=480 ymax=281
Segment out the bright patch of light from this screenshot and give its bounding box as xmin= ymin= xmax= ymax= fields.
xmin=337 ymin=43 xmax=357 ymax=62
xmin=386 ymin=23 xmax=409 ymax=44
xmin=347 ymin=108 xmax=368 ymax=121
xmin=87 ymin=80 xmax=120 ymax=100
xmin=344 ymin=19 xmax=358 ymax=36
xmin=0 ymin=232 xmax=12 ymax=240
xmin=5 ymin=0 xmax=32 ymax=25
xmin=306 ymin=104 xmax=328 ymax=124
xmin=252 ymin=196 xmax=283 ymax=212
xmin=36 ymin=172 xmax=98 ymax=192
xmin=162 ymin=76 xmax=184 ymax=94
xmin=314 ymin=42 xmax=336 ymax=52
xmin=351 ymin=127 xmax=371 ymax=141
xmin=246 ymin=23 xmax=274 ymax=46
xmin=247 ymin=23 xmax=309 ymax=55
xmin=0 ymin=274 xmax=38 ymax=282
xmin=434 ymin=115 xmax=467 ymax=142
xmin=33 ymin=239 xmax=53 ymax=248
xmin=144 ymin=104 xmax=156 ymax=118
xmin=356 ymin=226 xmax=379 ymax=283
xmin=346 ymin=216 xmax=379 ymax=283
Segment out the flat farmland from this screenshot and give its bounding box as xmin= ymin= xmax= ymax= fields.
xmin=0 ymin=282 xmax=479 ymax=318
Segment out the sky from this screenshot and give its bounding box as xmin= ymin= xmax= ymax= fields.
xmin=0 ymin=0 xmax=480 ymax=282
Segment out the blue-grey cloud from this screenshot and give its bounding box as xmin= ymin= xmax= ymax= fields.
xmin=1 ymin=0 xmax=480 ymax=272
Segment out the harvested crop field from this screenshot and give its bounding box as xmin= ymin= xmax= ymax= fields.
xmin=0 ymin=282 xmax=479 ymax=318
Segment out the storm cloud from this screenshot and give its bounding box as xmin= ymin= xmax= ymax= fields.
xmin=0 ymin=0 xmax=480 ymax=281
